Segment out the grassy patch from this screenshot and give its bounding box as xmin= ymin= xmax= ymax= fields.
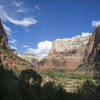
xmin=36 ymin=69 xmax=92 ymax=88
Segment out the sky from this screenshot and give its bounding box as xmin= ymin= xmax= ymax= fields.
xmin=0 ymin=0 xmax=100 ymax=58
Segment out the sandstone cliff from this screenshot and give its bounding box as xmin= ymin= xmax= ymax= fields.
xmin=84 ymin=26 xmax=100 ymax=64
xmin=0 ymin=19 xmax=10 ymax=49
xmin=0 ymin=19 xmax=33 ymax=70
xmin=37 ymin=35 xmax=90 ymax=70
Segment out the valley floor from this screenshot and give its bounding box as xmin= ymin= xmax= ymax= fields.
xmin=36 ymin=69 xmax=100 ymax=93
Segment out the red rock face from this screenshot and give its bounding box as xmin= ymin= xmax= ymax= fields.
xmin=84 ymin=26 xmax=100 ymax=64
xmin=0 ymin=19 xmax=32 ymax=71
xmin=37 ymin=55 xmax=84 ymax=70
xmin=0 ymin=19 xmax=10 ymax=49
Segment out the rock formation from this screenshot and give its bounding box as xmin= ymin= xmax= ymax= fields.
xmin=84 ymin=26 xmax=100 ymax=64
xmin=0 ymin=19 xmax=33 ymax=70
xmin=18 ymin=54 xmax=41 ymax=65
xmin=0 ymin=19 xmax=10 ymax=49
xmin=37 ymin=35 xmax=90 ymax=70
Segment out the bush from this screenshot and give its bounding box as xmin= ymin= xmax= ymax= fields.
xmin=77 ymin=80 xmax=100 ymax=100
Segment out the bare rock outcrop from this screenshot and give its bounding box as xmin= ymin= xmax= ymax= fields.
xmin=84 ymin=26 xmax=100 ymax=64
xmin=0 ymin=19 xmax=32 ymax=70
xmin=0 ymin=19 xmax=10 ymax=49
xmin=37 ymin=35 xmax=90 ymax=70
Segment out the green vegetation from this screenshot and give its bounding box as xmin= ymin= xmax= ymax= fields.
xmin=38 ymin=69 xmax=92 ymax=79
xmin=37 ymin=69 xmax=92 ymax=88
xmin=0 ymin=48 xmax=100 ymax=100
xmin=77 ymin=80 xmax=100 ymax=100
xmin=0 ymin=65 xmax=74 ymax=100
xmin=0 ymin=48 xmax=33 ymax=70
xmin=0 ymin=65 xmax=100 ymax=100
xmin=77 ymin=64 xmax=94 ymax=71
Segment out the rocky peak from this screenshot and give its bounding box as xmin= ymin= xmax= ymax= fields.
xmin=0 ymin=19 xmax=10 ymax=49
xmin=49 ymin=36 xmax=90 ymax=56
xmin=37 ymin=35 xmax=90 ymax=70
xmin=84 ymin=26 xmax=100 ymax=64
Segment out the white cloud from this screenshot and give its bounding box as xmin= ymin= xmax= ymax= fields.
xmin=23 ymin=45 xmax=29 ymax=48
xmin=35 ymin=5 xmax=40 ymax=10
xmin=25 ymin=41 xmax=53 ymax=58
xmin=16 ymin=9 xmax=27 ymax=13
xmin=92 ymin=20 xmax=100 ymax=27
xmin=3 ymin=24 xmax=12 ymax=35
xmin=73 ymin=32 xmax=91 ymax=38
xmin=0 ymin=5 xmax=37 ymax=26
xmin=14 ymin=1 xmax=23 ymax=7
xmin=81 ymin=32 xmax=91 ymax=37
xmin=10 ymin=45 xmax=17 ymax=50
xmin=9 ymin=39 xmax=17 ymax=44
xmin=6 ymin=17 xmax=37 ymax=26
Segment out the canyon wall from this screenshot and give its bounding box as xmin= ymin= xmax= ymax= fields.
xmin=0 ymin=19 xmax=10 ymax=49
xmin=84 ymin=26 xmax=100 ymax=64
xmin=37 ymin=35 xmax=90 ymax=70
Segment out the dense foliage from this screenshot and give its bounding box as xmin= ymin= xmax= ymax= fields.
xmin=0 ymin=65 xmax=100 ymax=100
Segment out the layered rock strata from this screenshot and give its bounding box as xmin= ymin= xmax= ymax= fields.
xmin=37 ymin=35 xmax=90 ymax=70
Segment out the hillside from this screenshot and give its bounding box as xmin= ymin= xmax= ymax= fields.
xmin=0 ymin=19 xmax=33 ymax=71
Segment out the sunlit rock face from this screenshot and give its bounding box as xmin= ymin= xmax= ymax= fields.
xmin=37 ymin=35 xmax=90 ymax=70
xmin=0 ymin=19 xmax=10 ymax=49
xmin=84 ymin=26 xmax=100 ymax=64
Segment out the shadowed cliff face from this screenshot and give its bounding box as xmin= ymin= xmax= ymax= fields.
xmin=0 ymin=19 xmax=10 ymax=49
xmin=37 ymin=36 xmax=90 ymax=70
xmin=84 ymin=26 xmax=100 ymax=64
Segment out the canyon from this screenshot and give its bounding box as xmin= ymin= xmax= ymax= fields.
xmin=0 ymin=18 xmax=100 ymax=73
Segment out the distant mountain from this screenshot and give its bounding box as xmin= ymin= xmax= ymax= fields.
xmin=18 ymin=54 xmax=41 ymax=65
xmin=37 ymin=35 xmax=90 ymax=70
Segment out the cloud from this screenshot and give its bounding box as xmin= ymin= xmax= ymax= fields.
xmin=16 ymin=9 xmax=27 ymax=13
xmin=73 ymin=32 xmax=91 ymax=38
xmin=0 ymin=5 xmax=37 ymax=26
xmin=3 ymin=24 xmax=12 ymax=35
xmin=14 ymin=1 xmax=23 ymax=7
xmin=25 ymin=41 xmax=53 ymax=58
xmin=35 ymin=5 xmax=40 ymax=10
xmin=81 ymin=32 xmax=91 ymax=37
xmin=9 ymin=39 xmax=17 ymax=44
xmin=10 ymin=45 xmax=17 ymax=50
xmin=6 ymin=17 xmax=37 ymax=27
xmin=92 ymin=20 xmax=100 ymax=27
xmin=23 ymin=45 xmax=29 ymax=48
